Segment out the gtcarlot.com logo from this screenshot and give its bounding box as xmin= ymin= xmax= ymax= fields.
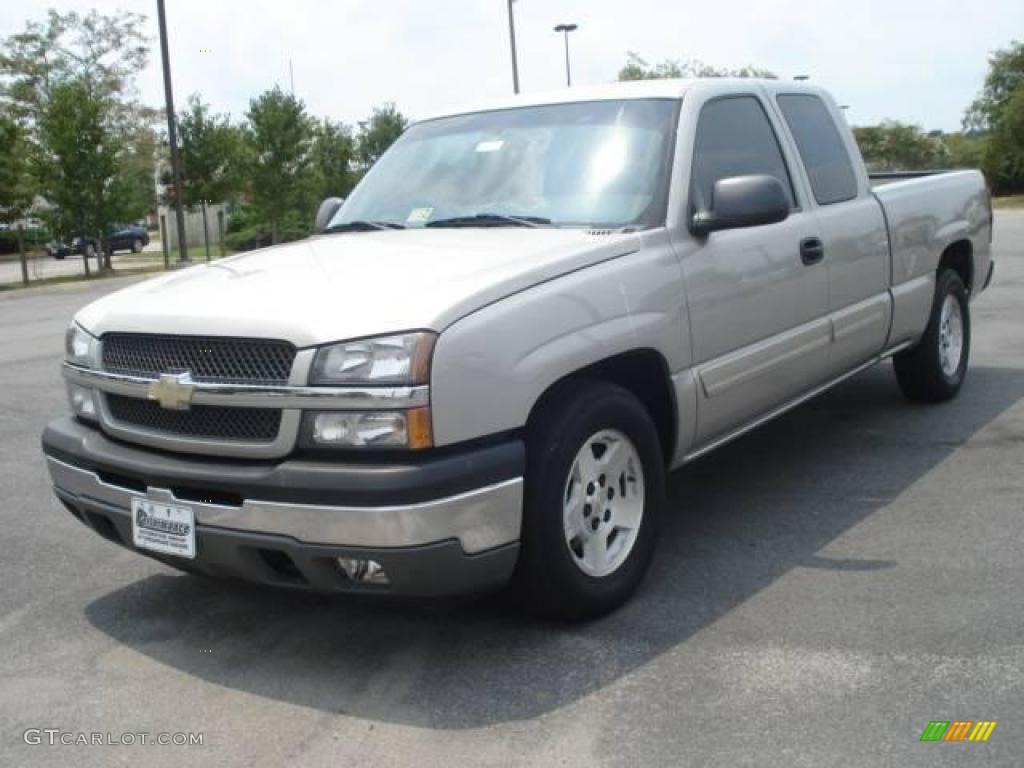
xmin=23 ymin=729 xmax=203 ymax=747
xmin=920 ymin=720 xmax=997 ymax=742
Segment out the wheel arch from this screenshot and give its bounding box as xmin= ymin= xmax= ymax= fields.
xmin=938 ymin=239 xmax=974 ymax=293
xmin=525 ymin=348 xmax=678 ymax=465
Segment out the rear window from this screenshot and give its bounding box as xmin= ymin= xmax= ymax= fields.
xmin=777 ymin=94 xmax=858 ymax=205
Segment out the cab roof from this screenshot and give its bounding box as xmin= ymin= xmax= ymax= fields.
xmin=418 ymin=78 xmax=828 ymax=123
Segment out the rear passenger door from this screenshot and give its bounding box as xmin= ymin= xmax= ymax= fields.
xmin=775 ymin=93 xmax=891 ymax=375
xmin=679 ymin=93 xmax=831 ymax=446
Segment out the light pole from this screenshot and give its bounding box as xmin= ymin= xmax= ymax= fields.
xmin=156 ymin=0 xmax=188 ymax=263
xmin=507 ymin=0 xmax=520 ymax=94
xmin=554 ymin=23 xmax=578 ymax=87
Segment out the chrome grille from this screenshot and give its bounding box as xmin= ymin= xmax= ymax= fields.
xmin=101 ymin=334 xmax=296 ymax=385
xmin=106 ymin=395 xmax=281 ymax=442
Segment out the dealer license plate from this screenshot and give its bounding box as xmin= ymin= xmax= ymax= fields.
xmin=131 ymin=497 xmax=196 ymax=560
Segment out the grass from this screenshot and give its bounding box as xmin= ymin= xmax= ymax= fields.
xmin=993 ymin=195 xmax=1024 ymax=210
xmin=147 ymin=243 xmax=232 ymax=263
xmin=0 ymin=263 xmax=165 ymax=293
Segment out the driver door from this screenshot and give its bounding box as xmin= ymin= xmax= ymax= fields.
xmin=678 ymin=94 xmax=831 ymax=445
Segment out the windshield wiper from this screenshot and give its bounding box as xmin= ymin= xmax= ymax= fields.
xmin=426 ymin=213 xmax=552 ymax=229
xmin=323 ymin=220 xmax=405 ymax=233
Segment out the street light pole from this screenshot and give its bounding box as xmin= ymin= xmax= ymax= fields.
xmin=507 ymin=0 xmax=520 ymax=94
xmin=554 ymin=24 xmax=578 ymax=87
xmin=157 ymin=0 xmax=188 ymax=263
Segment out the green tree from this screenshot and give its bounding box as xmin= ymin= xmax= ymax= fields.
xmin=0 ymin=9 xmax=153 ymax=272
xmin=0 ymin=115 xmax=35 ymax=285
xmin=965 ymin=41 xmax=1024 ymax=193
xmin=852 ymin=121 xmax=950 ymax=172
xmin=943 ymin=132 xmax=987 ymax=170
xmin=357 ymin=103 xmax=409 ymax=169
xmin=36 ymin=78 xmax=116 ymax=276
xmin=179 ymin=94 xmax=243 ymax=258
xmin=312 ymin=117 xmax=357 ymax=200
xmin=618 ymin=52 xmax=777 ymax=81
xmin=0 ymin=9 xmax=148 ymax=122
xmin=243 ymin=86 xmax=315 ymax=244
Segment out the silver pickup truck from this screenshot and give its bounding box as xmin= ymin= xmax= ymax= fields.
xmin=43 ymin=79 xmax=993 ymax=619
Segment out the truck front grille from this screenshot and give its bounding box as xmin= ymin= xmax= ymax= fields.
xmin=101 ymin=334 xmax=296 ymax=385
xmin=106 ymin=395 xmax=281 ymax=442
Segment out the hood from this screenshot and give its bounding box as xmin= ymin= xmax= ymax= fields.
xmin=76 ymin=228 xmax=641 ymax=347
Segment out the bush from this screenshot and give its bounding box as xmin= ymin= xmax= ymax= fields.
xmin=224 ymin=206 xmax=311 ymax=252
xmin=0 ymin=227 xmax=50 ymax=255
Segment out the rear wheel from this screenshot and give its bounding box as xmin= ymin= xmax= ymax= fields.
xmin=131 ymin=238 xmax=143 ymax=253
xmin=894 ymin=269 xmax=970 ymax=402
xmin=514 ymin=380 xmax=665 ymax=620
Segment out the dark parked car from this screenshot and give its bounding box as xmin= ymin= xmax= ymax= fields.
xmin=45 ymin=241 xmax=74 ymax=260
xmin=59 ymin=225 xmax=150 ymax=259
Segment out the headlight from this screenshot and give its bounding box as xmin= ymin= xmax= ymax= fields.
xmin=301 ymin=408 xmax=433 ymax=450
xmin=310 ymin=332 xmax=436 ymax=385
xmin=65 ymin=322 xmax=97 ymax=367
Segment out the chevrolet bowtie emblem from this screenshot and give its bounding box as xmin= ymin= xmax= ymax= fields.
xmin=147 ymin=372 xmax=195 ymax=410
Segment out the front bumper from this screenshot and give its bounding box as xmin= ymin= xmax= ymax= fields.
xmin=42 ymin=417 xmax=524 ymax=596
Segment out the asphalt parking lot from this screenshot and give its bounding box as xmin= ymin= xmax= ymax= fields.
xmin=1 ymin=212 xmax=1022 ymax=767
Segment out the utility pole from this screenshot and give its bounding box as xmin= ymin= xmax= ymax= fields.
xmin=289 ymin=58 xmax=295 ymax=97
xmin=507 ymin=0 xmax=520 ymax=94
xmin=157 ymin=0 xmax=188 ymax=263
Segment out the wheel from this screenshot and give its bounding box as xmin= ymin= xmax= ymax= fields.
xmin=894 ymin=269 xmax=970 ymax=402
xmin=514 ymin=380 xmax=665 ymax=620
xmin=84 ymin=243 xmax=96 ymax=259
xmin=131 ymin=238 xmax=143 ymax=253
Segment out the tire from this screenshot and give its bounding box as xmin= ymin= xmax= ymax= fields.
xmin=131 ymin=238 xmax=143 ymax=253
xmin=514 ymin=380 xmax=665 ymax=621
xmin=893 ymin=269 xmax=970 ymax=402
xmin=84 ymin=243 xmax=96 ymax=259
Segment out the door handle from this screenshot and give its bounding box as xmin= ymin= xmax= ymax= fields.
xmin=800 ymin=237 xmax=825 ymax=266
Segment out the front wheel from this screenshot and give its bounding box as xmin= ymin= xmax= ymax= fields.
xmin=894 ymin=269 xmax=970 ymax=402
xmin=514 ymin=380 xmax=665 ymax=621
xmin=131 ymin=238 xmax=143 ymax=253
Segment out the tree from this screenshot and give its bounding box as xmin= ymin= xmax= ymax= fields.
xmin=357 ymin=103 xmax=409 ymax=169
xmin=0 ymin=115 xmax=35 ymax=285
xmin=0 ymin=9 xmax=153 ymax=272
xmin=179 ymin=94 xmax=243 ymax=258
xmin=243 ymin=86 xmax=316 ymax=244
xmin=312 ymin=118 xmax=357 ymax=200
xmin=618 ymin=52 xmax=777 ymax=81
xmin=36 ymin=78 xmax=115 ymax=276
xmin=965 ymin=41 xmax=1024 ymax=193
xmin=852 ymin=121 xmax=950 ymax=172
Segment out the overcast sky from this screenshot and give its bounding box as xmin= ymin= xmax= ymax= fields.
xmin=3 ymin=0 xmax=1021 ymax=131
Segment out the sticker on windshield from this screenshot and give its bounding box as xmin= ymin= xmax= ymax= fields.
xmin=406 ymin=207 xmax=434 ymax=225
xmin=475 ymin=140 xmax=504 ymax=153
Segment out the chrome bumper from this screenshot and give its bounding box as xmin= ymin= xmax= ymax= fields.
xmin=46 ymin=456 xmax=523 ymax=554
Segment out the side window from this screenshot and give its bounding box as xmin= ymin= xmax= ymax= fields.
xmin=777 ymin=94 xmax=858 ymax=205
xmin=691 ymin=96 xmax=796 ymax=211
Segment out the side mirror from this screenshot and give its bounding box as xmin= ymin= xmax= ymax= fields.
xmin=314 ymin=197 xmax=345 ymax=233
xmin=690 ymin=175 xmax=790 ymax=237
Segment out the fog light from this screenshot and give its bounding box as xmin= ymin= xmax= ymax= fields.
xmin=335 ymin=557 xmax=390 ymax=585
xmin=67 ymin=383 xmax=98 ymax=422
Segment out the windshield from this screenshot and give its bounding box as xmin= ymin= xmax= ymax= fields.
xmin=329 ymin=99 xmax=680 ymax=231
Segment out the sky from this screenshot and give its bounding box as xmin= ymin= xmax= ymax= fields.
xmin=2 ymin=0 xmax=1021 ymax=132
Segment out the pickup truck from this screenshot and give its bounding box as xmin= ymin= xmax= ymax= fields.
xmin=42 ymin=79 xmax=993 ymax=619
